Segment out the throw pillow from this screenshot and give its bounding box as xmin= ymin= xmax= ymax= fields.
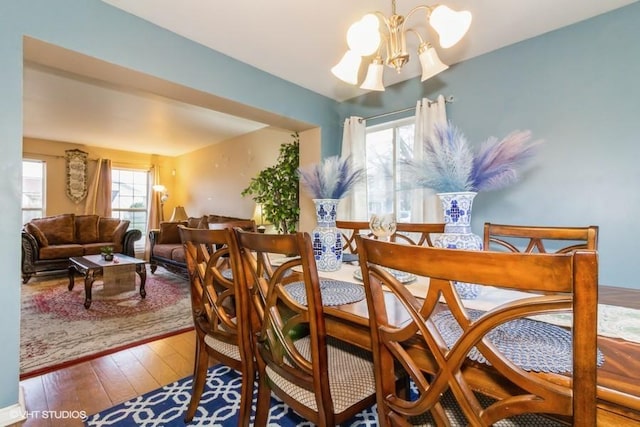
xmin=75 ymin=215 xmax=100 ymax=243
xmin=25 ymin=222 xmax=49 ymax=247
xmin=158 ymin=221 xmax=187 ymax=244
xmin=197 ymin=216 xmax=209 ymax=229
xmin=98 ymin=217 xmax=121 ymax=242
xmin=32 ymin=213 xmax=75 ymax=245
xmin=187 ymin=217 xmax=202 ymax=228
xmin=111 ymin=220 xmax=131 ymax=245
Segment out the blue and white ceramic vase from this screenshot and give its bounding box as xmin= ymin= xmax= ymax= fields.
xmin=312 ymin=199 xmax=342 ymax=272
xmin=433 ymin=191 xmax=483 ymax=299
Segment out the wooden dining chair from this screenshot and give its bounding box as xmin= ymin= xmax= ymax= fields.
xmin=336 ymin=220 xmax=445 ymax=254
xmin=394 ymin=222 xmax=446 ymax=247
xmin=233 ymin=229 xmax=377 ymax=426
xmin=335 ymin=220 xmax=368 ymax=254
xmin=356 ymin=235 xmax=598 ymax=426
xmin=178 ymin=224 xmax=255 ymax=426
xmin=483 ymin=223 xmax=599 ymax=254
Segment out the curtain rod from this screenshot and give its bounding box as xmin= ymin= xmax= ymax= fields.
xmin=359 ymin=95 xmax=455 ymax=122
xmin=23 ymin=152 xmax=152 ymax=169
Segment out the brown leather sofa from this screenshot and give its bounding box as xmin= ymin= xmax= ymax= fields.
xmin=149 ymin=215 xmax=251 ymax=277
xmin=21 ymin=213 xmax=142 ymax=283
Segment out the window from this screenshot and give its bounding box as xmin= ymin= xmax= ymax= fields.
xmin=22 ymin=160 xmax=45 ymax=224
xmin=111 ymin=168 xmax=150 ymax=251
xmin=363 ymin=117 xmax=416 ymax=222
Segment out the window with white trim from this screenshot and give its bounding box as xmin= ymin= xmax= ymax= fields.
xmin=111 ymin=168 xmax=150 ymax=251
xmin=364 ymin=117 xmax=416 ymax=222
xmin=22 ymin=160 xmax=45 ymax=224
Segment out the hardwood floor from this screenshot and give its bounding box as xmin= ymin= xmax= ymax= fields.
xmin=599 ymin=285 xmax=640 ymax=310
xmin=12 ymin=330 xmax=205 ymax=427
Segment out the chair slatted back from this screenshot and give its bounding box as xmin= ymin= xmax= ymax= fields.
xmin=234 ymin=231 xmax=332 ymax=421
xmin=234 ymin=230 xmax=376 ymax=425
xmin=207 ymin=219 xmax=256 ymax=232
xmin=336 ymin=220 xmax=371 ymax=253
xmin=178 ymin=225 xmax=254 ymax=425
xmin=180 ymin=226 xmax=247 ymax=342
xmin=484 ymin=223 xmax=598 ymax=254
xmin=337 ymin=220 xmax=445 ymax=253
xmin=356 ymin=235 xmax=598 ymax=426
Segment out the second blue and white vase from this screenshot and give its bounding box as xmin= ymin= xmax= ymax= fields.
xmin=433 ymin=191 xmax=483 ymax=299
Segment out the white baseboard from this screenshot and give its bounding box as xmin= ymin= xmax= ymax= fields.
xmin=0 ymin=386 xmax=26 ymax=427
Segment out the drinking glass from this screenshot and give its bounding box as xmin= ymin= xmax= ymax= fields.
xmin=369 ymin=213 xmax=397 ymax=241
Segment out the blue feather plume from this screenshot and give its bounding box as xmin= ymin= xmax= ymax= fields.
xmin=402 ymin=122 xmax=541 ymax=193
xmin=402 ymin=123 xmax=473 ymax=192
xmin=298 ymin=155 xmax=364 ymax=199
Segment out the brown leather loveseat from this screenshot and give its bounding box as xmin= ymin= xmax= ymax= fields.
xmin=148 ymin=214 xmax=252 ymax=277
xmin=21 ymin=213 xmax=142 ymax=283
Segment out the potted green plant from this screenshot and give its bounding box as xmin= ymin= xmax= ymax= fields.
xmin=242 ymin=133 xmax=300 ymax=233
xmin=100 ymin=246 xmax=114 ymax=261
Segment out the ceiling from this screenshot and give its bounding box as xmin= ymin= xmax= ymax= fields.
xmin=23 ymin=64 xmax=270 ymax=157
xmin=23 ymin=0 xmax=637 ymax=156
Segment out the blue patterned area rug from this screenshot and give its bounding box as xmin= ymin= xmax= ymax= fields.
xmin=85 ymin=364 xmax=563 ymax=426
xmin=84 ymin=364 xmax=378 ymax=426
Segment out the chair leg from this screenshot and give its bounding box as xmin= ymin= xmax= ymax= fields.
xmin=253 ymin=373 xmax=271 ymax=427
xmin=238 ymin=363 xmax=255 ymax=427
xmin=184 ymin=334 xmax=209 ymax=423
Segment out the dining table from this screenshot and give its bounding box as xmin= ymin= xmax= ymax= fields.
xmin=309 ymin=262 xmax=640 ymax=426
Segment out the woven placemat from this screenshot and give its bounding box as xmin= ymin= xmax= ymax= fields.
xmin=432 ymin=308 xmax=604 ymax=373
xmin=342 ymin=253 xmax=359 ymax=263
xmin=285 ymin=280 xmax=365 ymax=306
xmin=353 ymin=267 xmax=417 ymax=284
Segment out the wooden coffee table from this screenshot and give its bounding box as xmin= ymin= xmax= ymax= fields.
xmin=68 ymin=254 xmax=147 ymax=309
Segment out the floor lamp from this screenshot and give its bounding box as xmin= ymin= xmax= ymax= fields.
xmin=153 ymin=184 xmax=169 ymax=222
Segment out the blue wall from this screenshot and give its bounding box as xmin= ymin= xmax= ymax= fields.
xmin=0 ymin=0 xmax=340 ymax=413
xmin=340 ymin=3 xmax=640 ymax=290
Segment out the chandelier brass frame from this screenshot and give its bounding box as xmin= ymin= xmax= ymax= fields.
xmin=332 ymin=0 xmax=472 ymax=91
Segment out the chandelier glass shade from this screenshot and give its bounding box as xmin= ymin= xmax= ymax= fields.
xmin=332 ymin=1 xmax=472 ymax=91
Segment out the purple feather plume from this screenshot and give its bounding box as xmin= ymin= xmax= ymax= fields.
xmin=471 ymin=131 xmax=540 ymax=191
xmin=402 ymin=122 xmax=542 ymax=193
xmin=298 ymin=155 xmax=364 ymax=199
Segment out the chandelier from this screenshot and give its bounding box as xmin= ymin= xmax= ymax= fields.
xmin=332 ymin=0 xmax=472 ymax=91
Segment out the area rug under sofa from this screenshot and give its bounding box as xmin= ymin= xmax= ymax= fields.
xmin=20 ymin=267 xmax=193 ymax=378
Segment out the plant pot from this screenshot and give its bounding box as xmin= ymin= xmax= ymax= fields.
xmin=102 ymin=253 xmax=114 ymax=261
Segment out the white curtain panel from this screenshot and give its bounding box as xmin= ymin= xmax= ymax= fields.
xmin=412 ymin=95 xmax=448 ymax=223
xmin=338 ymin=116 xmax=367 ymax=220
